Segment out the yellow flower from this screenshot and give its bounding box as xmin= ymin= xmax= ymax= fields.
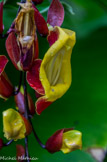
xmin=3 ymin=109 xmax=26 ymax=140
xmin=27 ymin=26 xmax=76 ymax=114
xmin=61 ymin=130 xmax=82 ymax=154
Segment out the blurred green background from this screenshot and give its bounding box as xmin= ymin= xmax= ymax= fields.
xmin=0 ymin=0 xmax=107 ymax=161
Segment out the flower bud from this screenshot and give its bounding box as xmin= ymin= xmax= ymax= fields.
xmin=46 ymin=128 xmax=82 ymax=154
xmin=16 ymin=145 xmax=25 ymax=162
xmin=14 ymin=87 xmax=35 ymax=115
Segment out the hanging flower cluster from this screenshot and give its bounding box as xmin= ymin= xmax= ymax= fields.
xmin=0 ymin=0 xmax=82 ymax=160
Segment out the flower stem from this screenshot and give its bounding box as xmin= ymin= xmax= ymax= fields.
xmin=13 ymin=71 xmax=23 ymax=96
xmin=23 ymin=72 xmax=30 ymax=161
xmin=29 ymin=119 xmax=46 ymax=149
xmin=3 ymin=139 xmax=13 ymax=146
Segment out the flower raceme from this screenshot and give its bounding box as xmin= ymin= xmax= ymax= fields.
xmin=6 ymin=0 xmax=48 ymax=71
xmin=3 ymin=109 xmax=32 ymax=140
xmin=0 ymin=55 xmax=13 ymax=99
xmin=27 ymin=26 xmax=76 ymax=115
xmin=46 ymin=128 xmax=82 ymax=154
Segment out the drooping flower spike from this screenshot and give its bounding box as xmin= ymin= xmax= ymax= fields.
xmin=46 ymin=128 xmax=82 ymax=154
xmin=0 ymin=1 xmax=3 ymax=34
xmin=27 ymin=26 xmax=76 ymax=114
xmin=3 ymin=109 xmax=32 ymax=140
xmin=0 ymin=55 xmax=14 ymax=99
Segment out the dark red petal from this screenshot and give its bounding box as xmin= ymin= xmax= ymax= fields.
xmin=0 ymin=138 xmax=3 ymax=150
xmin=36 ymin=97 xmax=52 ymax=115
xmin=32 ymin=0 xmax=43 ymax=5
xmin=46 ymin=129 xmax=64 ymax=153
xmin=0 ymin=55 xmax=8 ymax=75
xmin=34 ymin=35 xmax=39 ymax=59
xmin=33 ymin=5 xmax=48 ymax=36
xmin=47 ymin=0 xmax=64 ymax=27
xmin=35 ymin=91 xmax=43 ymax=99
xmin=64 ymin=128 xmax=74 ymax=133
xmin=0 ymin=2 xmax=3 ymax=34
xmin=47 ymin=29 xmax=59 ymax=46
xmin=6 ymin=32 xmax=20 ymax=70
xmin=20 ymin=44 xmax=34 ymax=71
xmin=27 ymin=59 xmax=45 ymax=95
xmin=16 ymin=145 xmax=25 ymax=162
xmin=0 ymin=72 xmax=14 ymax=99
xmin=20 ymin=115 xmax=32 ymax=136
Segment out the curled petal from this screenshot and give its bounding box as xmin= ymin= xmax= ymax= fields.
xmin=3 ymin=109 xmax=26 ymax=140
xmin=46 ymin=129 xmax=64 ymax=153
xmin=16 ymin=145 xmax=25 ymax=162
xmin=0 ymin=138 xmax=3 ymax=150
xmin=0 ymin=2 xmax=3 ymax=34
xmin=27 ymin=59 xmax=45 ymax=95
xmin=6 ymin=32 xmax=21 ymax=70
xmin=47 ymin=0 xmax=64 ymax=27
xmin=33 ymin=5 xmax=48 ymax=36
xmin=0 ymin=55 xmax=8 ymax=75
xmin=0 ymin=72 xmax=14 ymax=99
xmin=36 ymin=96 xmax=52 ymax=115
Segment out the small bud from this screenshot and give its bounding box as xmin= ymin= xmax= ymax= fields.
xmin=16 ymin=145 xmax=25 ymax=162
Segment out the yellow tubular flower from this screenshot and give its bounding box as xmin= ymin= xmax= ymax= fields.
xmin=61 ymin=130 xmax=82 ymax=154
xmin=40 ymin=26 xmax=76 ymax=102
xmin=3 ymin=109 xmax=26 ymax=140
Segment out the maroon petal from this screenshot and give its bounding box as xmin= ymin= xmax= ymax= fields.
xmin=27 ymin=59 xmax=45 ymax=95
xmin=6 ymin=32 xmax=20 ymax=70
xmin=36 ymin=97 xmax=52 ymax=115
xmin=28 ymin=93 xmax=35 ymax=115
xmin=0 ymin=55 xmax=8 ymax=75
xmin=20 ymin=44 xmax=34 ymax=71
xmin=47 ymin=0 xmax=64 ymax=27
xmin=0 ymin=2 xmax=3 ymax=34
xmin=16 ymin=145 xmax=25 ymax=162
xmin=0 ymin=138 xmax=3 ymax=150
xmin=0 ymin=72 xmax=14 ymax=99
xmin=33 ymin=5 xmax=48 ymax=36
xmin=47 ymin=29 xmax=59 ymax=46
xmin=32 ymin=0 xmax=43 ymax=5
xmin=46 ymin=129 xmax=64 ymax=153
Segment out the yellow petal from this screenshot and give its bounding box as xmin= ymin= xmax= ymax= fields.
xmin=61 ymin=130 xmax=82 ymax=154
xmin=3 ymin=109 xmax=26 ymax=140
xmin=40 ymin=26 xmax=76 ymax=102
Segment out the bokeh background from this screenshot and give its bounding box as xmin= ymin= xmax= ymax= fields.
xmin=0 ymin=0 xmax=107 ymax=161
